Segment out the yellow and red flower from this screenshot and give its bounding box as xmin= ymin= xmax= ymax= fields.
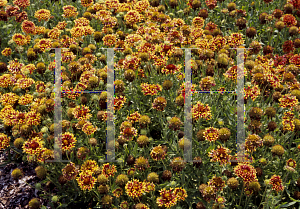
xmin=22 ymin=137 xmax=44 ymax=155
xmin=125 ymin=179 xmax=145 ymax=198
xmin=102 ymin=163 xmax=117 ymax=177
xmin=0 ymin=133 xmax=10 ymax=150
xmin=76 ymin=171 xmax=96 ymax=191
xmin=234 ymin=163 xmax=257 ymax=182
xmin=34 ymin=9 xmax=52 ymax=21
xmin=156 ymin=188 xmax=178 ymax=208
xmin=203 ymin=127 xmax=219 ymax=142
xmin=174 ymin=187 xmax=188 ymax=201
xmin=269 ymin=175 xmax=284 ymax=192
xmin=80 ymin=160 xmax=99 ymax=173
xmin=209 ymin=145 xmax=231 ymax=165
xmin=192 ymin=101 xmax=212 ymax=121
xmin=60 ymin=132 xmax=76 ymax=152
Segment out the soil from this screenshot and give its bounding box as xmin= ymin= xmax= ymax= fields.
xmin=0 ymin=150 xmax=48 ymax=209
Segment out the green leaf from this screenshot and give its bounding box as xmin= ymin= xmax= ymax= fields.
xmin=279 ymin=201 xmax=297 ymax=208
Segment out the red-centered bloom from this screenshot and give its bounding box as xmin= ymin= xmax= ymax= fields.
xmin=203 ymin=127 xmax=219 ymax=142
xmin=80 ymin=160 xmax=99 ymax=173
xmin=209 ymin=145 xmax=231 ymax=165
xmin=174 ymin=187 xmax=188 ymax=201
xmin=156 ymin=188 xmax=178 ymax=208
xmin=21 ymin=20 xmax=35 ymax=34
xmin=0 ymin=133 xmax=10 ymax=150
xmin=269 ymin=175 xmax=284 ymax=192
xmin=12 ymin=33 xmax=27 ymax=46
xmin=150 ymin=145 xmax=166 ymax=161
xmin=59 ymin=132 xmax=76 ymax=152
xmin=192 ymin=101 xmax=212 ymax=121
xmin=279 ymin=94 xmax=298 ymax=108
xmin=161 ymin=64 xmax=181 ymax=74
xmin=282 ymin=14 xmax=297 ymax=27
xmin=101 ymin=163 xmax=117 ymax=177
xmin=62 ymin=162 xmax=79 ymax=181
xmin=38 ymin=38 xmax=52 ymax=52
xmin=123 ymin=55 xmax=141 ymax=70
xmin=76 ymin=171 xmax=96 ymax=191
xmin=72 ymin=105 xmax=92 ymax=120
xmin=125 ymin=179 xmax=145 ymax=198
xmin=140 ymin=83 xmax=162 ymax=96
xmin=22 ymin=137 xmax=44 ymax=155
xmin=234 ymin=163 xmax=257 ymax=182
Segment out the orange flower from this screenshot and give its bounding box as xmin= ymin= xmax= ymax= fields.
xmin=12 ymin=33 xmax=27 ymax=46
xmin=103 ymin=34 xmax=117 ymax=47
